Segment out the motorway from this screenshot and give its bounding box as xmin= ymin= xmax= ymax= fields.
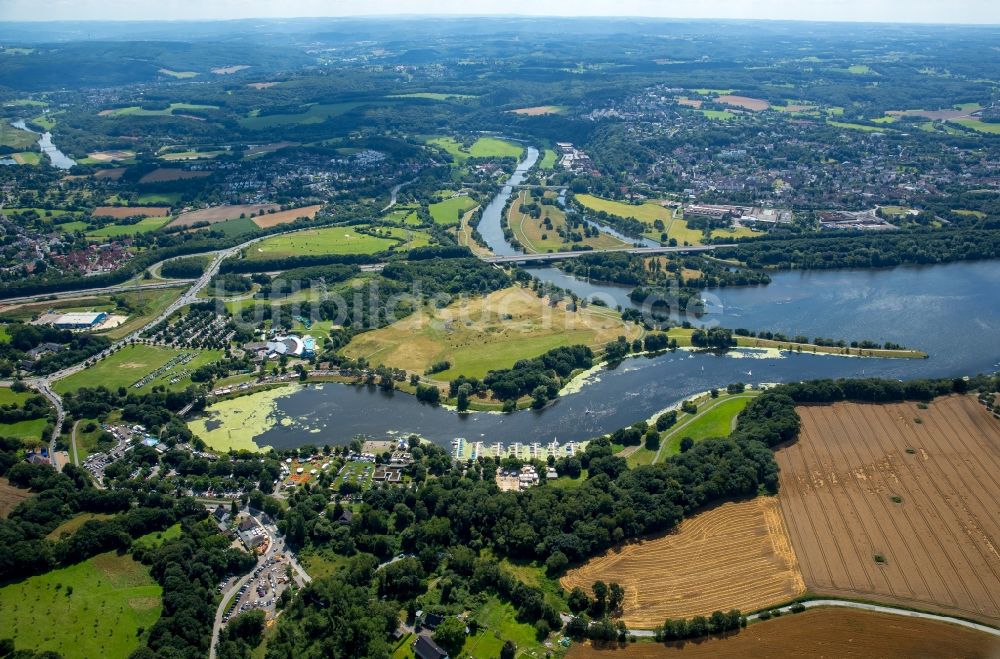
xmin=482 ymin=244 xmax=730 ymax=264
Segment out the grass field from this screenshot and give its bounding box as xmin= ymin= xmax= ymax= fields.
xmin=778 ymin=396 xmax=1000 ymax=625
xmin=158 ymin=68 xmax=198 ymax=78
xmin=210 ymin=216 xmax=261 ymax=237
xmin=98 ymin=102 xmax=217 ymax=117
xmin=86 ymin=216 xmax=171 ymax=238
xmin=428 ymin=195 xmax=477 ymax=225
xmin=246 ymin=225 xmax=400 ymax=259
xmin=342 ymin=286 xmax=641 ymax=380
xmin=576 ymin=194 xmax=700 ymax=244
xmin=1 ymin=124 xmax=38 ymax=150
xmin=702 ymin=109 xmax=736 ymax=120
xmin=132 ymin=523 xmax=182 ymax=550
xmin=47 ymin=512 xmax=115 ymax=540
xmin=827 ymin=120 xmax=885 ymax=132
xmin=539 ymin=148 xmax=558 ymax=169
xmin=567 ymin=608 xmax=1000 ymax=658
xmin=136 ymin=192 xmax=182 ymax=205
xmin=561 ymin=498 xmax=805 ymax=627
xmin=510 ymin=105 xmax=567 ymax=115
xmin=12 ymin=151 xmax=41 ymax=165
xmin=0 ymin=551 xmax=162 ymax=658
xmin=240 ymin=101 xmax=374 ymax=129
xmin=427 ymin=136 xmax=524 ymax=162
xmin=0 ymin=386 xmax=31 ymax=406
xmin=388 ymin=92 xmax=476 ymax=100
xmin=461 ymin=598 xmax=541 ymax=658
xmin=0 ymin=477 xmax=32 ymax=517
xmin=53 ymin=344 xmax=223 ymax=395
xmin=954 ymin=119 xmax=1000 ymax=134
xmin=0 ymin=418 xmax=48 ymax=442
xmin=653 ymin=393 xmax=756 ymax=461
xmin=508 ymin=190 xmax=628 ymax=253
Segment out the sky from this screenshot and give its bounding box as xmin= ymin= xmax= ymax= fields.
xmin=1 ymin=0 xmax=998 ymax=24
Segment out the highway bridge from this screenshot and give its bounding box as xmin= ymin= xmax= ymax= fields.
xmin=482 ymin=244 xmax=732 ymax=264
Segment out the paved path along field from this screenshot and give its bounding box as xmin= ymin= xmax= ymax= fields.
xmin=627 ymin=599 xmax=1000 ymax=637
xmin=652 ymin=393 xmax=756 ymax=463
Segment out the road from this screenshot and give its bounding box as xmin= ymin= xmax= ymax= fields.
xmin=482 ymin=244 xmax=730 ymax=264
xmin=380 ymin=179 xmax=415 ymax=213
xmin=208 ymin=516 xmax=311 ymax=659
xmin=626 ymin=599 xmax=1000 ymax=637
xmin=652 ymin=393 xmax=756 ymax=464
xmin=0 ymin=279 xmax=194 ymax=308
xmin=70 ymin=419 xmax=80 ymax=466
xmin=16 ymin=231 xmax=286 ymax=470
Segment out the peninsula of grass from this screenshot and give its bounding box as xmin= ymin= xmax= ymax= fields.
xmin=53 ymin=344 xmax=223 ymax=395
xmin=426 ymin=136 xmax=524 ymax=162
xmin=666 ymin=327 xmax=927 ymax=359
xmin=245 ymin=225 xmax=399 ymax=260
xmin=508 ymin=190 xmax=628 ymax=253
xmin=0 ymin=551 xmax=162 ymax=659
xmin=428 ymin=195 xmax=477 ymax=225
xmin=575 ymin=194 xmax=700 ymax=244
xmin=341 ymin=286 xmax=642 ymax=380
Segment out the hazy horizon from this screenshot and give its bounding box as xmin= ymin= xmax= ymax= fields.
xmin=2 ymin=1 xmax=999 ymax=25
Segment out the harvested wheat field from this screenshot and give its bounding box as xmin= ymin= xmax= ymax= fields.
xmin=169 ymin=203 xmax=279 ymax=227
xmin=567 ymin=608 xmax=1000 ymax=658
xmin=92 ymin=206 xmax=170 ymax=218
xmin=251 ymin=204 xmax=322 ymax=228
xmin=94 ymin=167 xmax=126 ymax=180
xmin=715 ymin=95 xmax=769 ymax=111
xmin=778 ymin=396 xmax=1000 ymax=625
xmin=561 ymin=498 xmax=805 ymax=628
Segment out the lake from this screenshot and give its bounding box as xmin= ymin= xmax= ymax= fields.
xmin=200 ymin=149 xmax=1000 ymax=450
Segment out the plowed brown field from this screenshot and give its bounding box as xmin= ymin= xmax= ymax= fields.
xmin=567 ymin=608 xmax=1000 ymax=658
xmin=169 ymin=203 xmax=278 ymax=227
xmin=92 ymin=206 xmax=170 ymax=218
xmin=560 ymin=498 xmax=805 ymax=627
xmin=778 ymin=396 xmax=1000 ymax=625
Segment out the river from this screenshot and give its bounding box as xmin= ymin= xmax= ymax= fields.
xmin=11 ymin=119 xmax=76 ymax=170
xmin=202 ymin=148 xmax=1000 ymax=450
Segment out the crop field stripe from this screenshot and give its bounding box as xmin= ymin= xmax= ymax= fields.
xmin=857 ymin=404 xmax=988 ymax=611
xmin=843 ymin=405 xmax=943 ymax=605
xmin=781 ymin=399 xmax=1000 ymax=624
xmin=889 ymin=404 xmax=1000 ymax=612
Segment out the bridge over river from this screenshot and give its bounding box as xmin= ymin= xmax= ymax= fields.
xmin=481 ymin=244 xmax=732 ymax=264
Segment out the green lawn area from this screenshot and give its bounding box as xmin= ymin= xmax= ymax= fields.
xmin=383 ymin=207 xmax=423 ymax=226
xmin=333 ymin=461 xmax=374 ymax=490
xmin=0 ymin=418 xmax=48 ymax=442
xmin=827 ymin=120 xmax=885 ymax=132
xmin=159 ymin=69 xmax=198 ymax=78
xmin=655 ymin=393 xmax=757 ymax=462
xmin=0 ymin=386 xmax=31 ymax=406
xmin=13 ymin=151 xmax=41 ymax=165
xmin=1 ymin=124 xmax=38 ymax=150
xmin=137 ymin=192 xmax=182 ymax=205
xmin=388 ymin=92 xmax=476 ymax=100
xmin=953 ymin=119 xmax=1000 ymax=134
xmin=86 ymin=216 xmax=171 ymax=238
xmin=132 ymin=523 xmax=182 ymax=550
xmin=46 ymin=512 xmax=115 ymax=540
xmin=575 ymin=194 xmax=672 ymax=223
xmin=100 ymin=102 xmax=218 ymax=117
xmin=538 ymin=149 xmax=558 ymax=170
xmin=427 ymin=136 xmax=524 ymax=162
xmin=463 ymin=598 xmax=541 ymax=658
xmin=210 ymin=216 xmax=261 ymax=237
xmin=56 ymin=220 xmax=90 ymax=233
xmin=428 ymin=195 xmax=477 ymax=225
xmin=0 ymin=551 xmax=162 ymax=659
xmin=240 ymin=101 xmax=376 ymax=129
xmin=247 ymin=226 xmax=398 ymax=260
xmin=53 ymin=344 xmax=223 ymax=394
xmin=702 ymin=109 xmax=735 ymax=120
xmin=300 ymin=550 xmax=350 ymax=580
xmin=871 ymin=115 xmax=898 ymax=124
